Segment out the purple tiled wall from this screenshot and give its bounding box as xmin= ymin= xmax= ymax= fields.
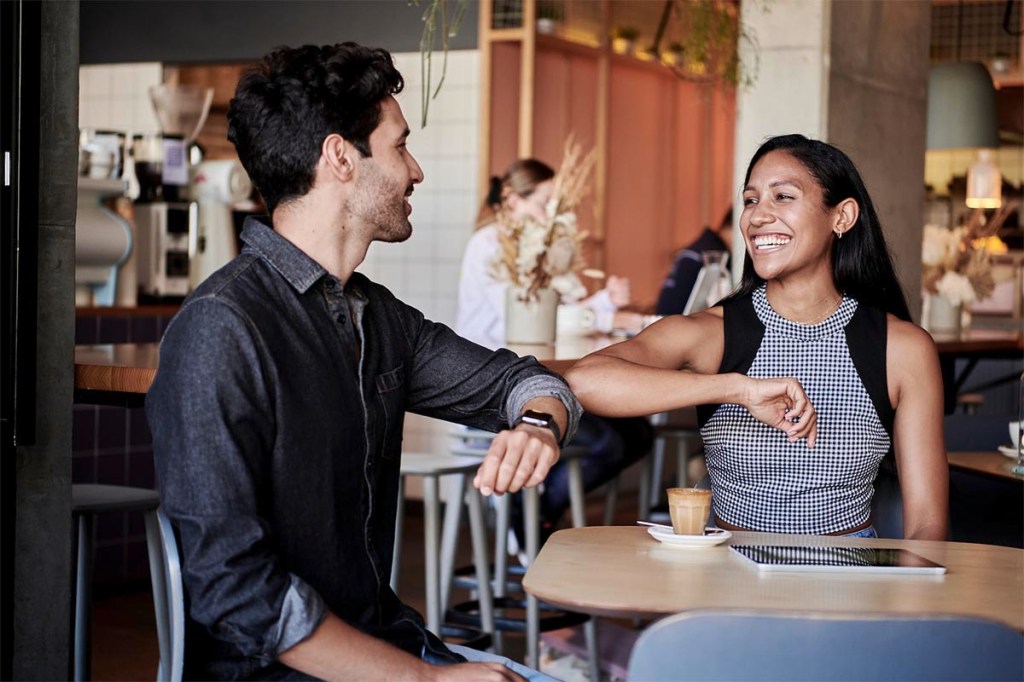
xmin=74 ymin=309 xmax=175 ymax=591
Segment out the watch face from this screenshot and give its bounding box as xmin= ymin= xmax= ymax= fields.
xmin=521 ymin=410 xmax=552 ymax=426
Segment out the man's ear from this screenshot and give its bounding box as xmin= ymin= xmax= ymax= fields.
xmin=321 ymin=133 xmax=356 ymax=183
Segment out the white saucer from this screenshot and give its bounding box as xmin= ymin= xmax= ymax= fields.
xmin=647 ymin=526 xmax=732 ymax=548
xmin=998 ymin=445 xmax=1020 ymax=459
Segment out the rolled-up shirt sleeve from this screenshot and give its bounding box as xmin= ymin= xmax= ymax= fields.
xmin=395 ymin=294 xmax=581 ymax=441
xmin=147 ymin=297 xmax=327 ymax=661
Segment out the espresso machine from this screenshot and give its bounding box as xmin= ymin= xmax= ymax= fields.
xmin=133 ymin=84 xmax=212 ymax=300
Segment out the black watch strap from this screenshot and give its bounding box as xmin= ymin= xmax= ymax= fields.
xmin=513 ymin=410 xmax=562 ymax=446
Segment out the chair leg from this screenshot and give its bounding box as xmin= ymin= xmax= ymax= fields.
xmin=649 ymin=435 xmax=666 ymax=508
xmin=144 ymin=511 xmax=172 ymax=682
xmin=390 ymin=476 xmax=406 ymax=593
xmin=73 ymin=513 xmax=94 ymax=682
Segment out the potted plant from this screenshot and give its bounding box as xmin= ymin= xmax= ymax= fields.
xmin=536 ymin=1 xmax=563 ymax=35
xmin=611 ymin=26 xmax=639 ymax=55
xmin=661 ymin=41 xmax=685 ymax=67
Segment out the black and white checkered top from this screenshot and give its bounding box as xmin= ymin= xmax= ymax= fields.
xmin=701 ymin=285 xmax=891 ymax=535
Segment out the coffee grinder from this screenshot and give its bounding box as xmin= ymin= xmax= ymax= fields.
xmin=133 ymin=84 xmax=212 ymax=300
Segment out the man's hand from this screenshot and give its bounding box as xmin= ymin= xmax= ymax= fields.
xmin=428 ymin=662 xmax=527 ymax=681
xmin=472 ymin=425 xmax=560 ymax=496
xmin=743 ymin=376 xmax=818 ymax=447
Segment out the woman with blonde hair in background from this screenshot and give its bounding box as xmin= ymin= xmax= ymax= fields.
xmin=457 ymin=158 xmax=653 ymax=551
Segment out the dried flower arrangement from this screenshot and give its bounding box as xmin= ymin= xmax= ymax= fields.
xmin=921 ymin=205 xmax=1017 ymax=307
xmin=491 ymin=139 xmax=597 ymax=302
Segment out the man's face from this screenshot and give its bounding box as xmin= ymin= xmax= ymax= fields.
xmin=350 ymin=96 xmax=424 ymax=243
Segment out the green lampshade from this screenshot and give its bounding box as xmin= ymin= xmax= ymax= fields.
xmin=926 ymin=62 xmax=1000 ymax=150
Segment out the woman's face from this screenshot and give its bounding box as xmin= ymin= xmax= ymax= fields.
xmin=740 ymin=150 xmax=840 ymax=284
xmin=507 ymin=179 xmax=554 ymax=223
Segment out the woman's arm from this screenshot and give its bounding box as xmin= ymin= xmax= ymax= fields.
xmin=565 ymin=312 xmax=819 ymax=446
xmin=887 ymin=317 xmax=949 ymax=541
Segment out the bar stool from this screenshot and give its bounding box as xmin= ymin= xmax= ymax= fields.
xmin=445 ymin=429 xmax=597 ymax=676
xmin=642 ymin=410 xmax=703 ymax=518
xmin=392 ymin=453 xmax=495 ymax=639
xmin=71 ymin=484 xmax=162 ymax=681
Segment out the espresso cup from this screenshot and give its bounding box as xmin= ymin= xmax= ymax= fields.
xmin=666 ymin=487 xmax=712 ymax=535
xmin=556 ymin=304 xmax=596 ymax=337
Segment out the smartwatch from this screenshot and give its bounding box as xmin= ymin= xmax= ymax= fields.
xmin=513 ymin=410 xmax=562 ymax=446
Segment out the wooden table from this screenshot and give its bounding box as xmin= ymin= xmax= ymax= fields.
xmin=931 ymin=328 xmax=1023 ymax=414
xmin=948 ymin=450 xmax=1022 ymax=483
xmin=523 ymin=526 xmax=1024 ymax=631
xmin=74 ymin=336 xmax=618 ymax=399
xmin=75 ymin=343 xmax=160 ymax=405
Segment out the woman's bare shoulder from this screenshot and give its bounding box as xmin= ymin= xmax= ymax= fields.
xmin=886 ymin=314 xmax=937 ymax=354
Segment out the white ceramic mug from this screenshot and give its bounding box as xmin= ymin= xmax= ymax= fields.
xmin=556 ymin=304 xmax=596 ymax=337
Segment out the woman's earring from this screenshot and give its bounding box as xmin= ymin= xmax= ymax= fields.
xmin=835 ymin=229 xmax=843 ymax=240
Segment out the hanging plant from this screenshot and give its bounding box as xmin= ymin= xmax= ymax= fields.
xmin=410 ymin=0 xmax=470 ymax=127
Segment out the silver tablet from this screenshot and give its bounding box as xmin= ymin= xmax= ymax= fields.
xmin=730 ymin=545 xmax=947 ymax=575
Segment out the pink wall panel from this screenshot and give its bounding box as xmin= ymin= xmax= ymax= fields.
xmin=490 ymin=43 xmax=521 ymax=180
xmin=606 ymin=64 xmax=678 ymax=309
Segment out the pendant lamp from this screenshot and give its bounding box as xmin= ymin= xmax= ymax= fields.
xmin=926 ymin=62 xmax=1002 ymax=208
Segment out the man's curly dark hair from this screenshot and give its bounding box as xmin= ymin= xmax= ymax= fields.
xmin=227 ymin=43 xmax=404 ymax=213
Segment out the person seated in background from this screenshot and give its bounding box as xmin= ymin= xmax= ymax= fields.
xmin=655 ymin=207 xmax=734 ymax=316
xmin=456 ymin=158 xmax=653 ymax=549
xmin=148 ymin=42 xmax=578 ymax=681
xmin=567 ymin=134 xmax=948 ymax=541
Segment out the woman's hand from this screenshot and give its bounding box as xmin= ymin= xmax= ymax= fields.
xmin=742 ymin=376 xmax=818 ymax=447
xmin=604 ymin=275 xmax=631 ymax=308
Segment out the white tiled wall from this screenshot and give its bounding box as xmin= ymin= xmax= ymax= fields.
xmin=79 ymin=63 xmax=163 ymax=134
xmin=360 ymin=50 xmax=481 ymax=330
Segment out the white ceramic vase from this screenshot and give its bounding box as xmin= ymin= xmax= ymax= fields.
xmin=505 ymin=287 xmax=558 ymax=345
xmin=924 ymin=293 xmax=962 ymax=335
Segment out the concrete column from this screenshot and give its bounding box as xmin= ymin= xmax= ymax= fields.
xmin=12 ymin=1 xmax=79 ymax=679
xmin=734 ymin=0 xmax=930 ymax=320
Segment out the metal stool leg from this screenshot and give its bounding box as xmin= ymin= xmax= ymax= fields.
xmin=567 ymin=458 xmax=586 ymax=529
xmin=603 ymin=476 xmax=620 ymax=527
xmin=439 ymin=474 xmax=466 ymax=612
xmin=73 ymin=513 xmax=94 ymax=681
xmin=524 ymin=486 xmax=541 ymax=670
xmin=584 ymin=618 xmax=600 ymax=681
xmin=464 ymin=488 xmax=495 ymax=638
xmin=423 ymin=474 xmax=442 ymax=635
xmin=638 ymin=453 xmax=653 ymax=520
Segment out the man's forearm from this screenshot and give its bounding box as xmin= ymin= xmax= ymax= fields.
xmin=278 ymin=612 xmax=432 ymax=681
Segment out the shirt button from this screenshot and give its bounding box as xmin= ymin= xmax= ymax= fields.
xmin=337 ymin=314 xmax=346 ymax=324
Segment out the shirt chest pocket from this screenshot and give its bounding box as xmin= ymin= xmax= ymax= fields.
xmin=375 ymin=365 xmax=405 ymax=460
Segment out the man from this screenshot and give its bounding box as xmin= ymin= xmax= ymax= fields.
xmin=146 ymin=43 xmax=580 ymax=681
xmin=655 ymin=208 xmax=733 ymax=315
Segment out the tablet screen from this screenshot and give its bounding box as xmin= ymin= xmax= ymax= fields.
xmin=730 ymin=545 xmax=947 ymax=575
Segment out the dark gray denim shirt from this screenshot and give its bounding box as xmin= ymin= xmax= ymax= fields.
xmin=146 ymin=217 xmax=580 ymax=679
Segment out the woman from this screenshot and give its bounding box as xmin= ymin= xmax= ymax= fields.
xmin=456 ymin=158 xmax=651 ymax=546
xmin=456 ymin=158 xmax=631 ymax=347
xmin=566 ymin=135 xmax=948 ymax=540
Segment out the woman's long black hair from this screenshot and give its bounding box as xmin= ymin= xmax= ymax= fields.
xmin=727 ymin=134 xmax=912 ymax=321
